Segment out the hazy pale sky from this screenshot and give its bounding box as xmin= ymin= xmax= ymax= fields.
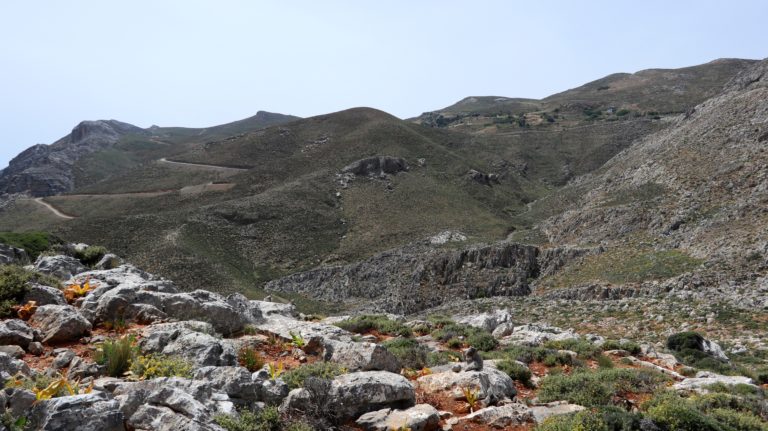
xmin=1 ymin=0 xmax=766 ymax=167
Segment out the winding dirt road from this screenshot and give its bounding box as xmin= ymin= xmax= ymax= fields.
xmin=158 ymin=158 xmax=250 ymax=172
xmin=33 ymin=198 xmax=75 ymax=220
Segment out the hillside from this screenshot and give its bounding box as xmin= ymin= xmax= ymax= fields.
xmin=0 ymin=58 xmax=762 ymax=315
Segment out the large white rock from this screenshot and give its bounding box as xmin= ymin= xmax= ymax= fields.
xmin=356 ymin=404 xmax=440 ymax=431
xmin=29 ymin=304 xmax=92 ymax=343
xmin=416 ymin=368 xmax=516 ymax=404
xmin=456 ymin=403 xmax=533 ymax=428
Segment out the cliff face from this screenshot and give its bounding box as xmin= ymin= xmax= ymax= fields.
xmin=266 ymin=242 xmax=597 ymax=314
xmin=0 ymin=120 xmax=145 ymax=196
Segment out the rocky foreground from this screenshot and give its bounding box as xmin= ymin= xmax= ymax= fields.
xmin=1 ymin=244 xmax=767 ymax=430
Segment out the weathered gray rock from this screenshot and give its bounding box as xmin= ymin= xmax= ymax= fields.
xmin=457 ymin=309 xmax=513 ymax=333
xmin=323 ymin=339 xmax=401 ymax=373
xmin=0 ymin=319 xmax=34 ymax=348
xmin=255 ymin=376 xmax=289 ymax=406
xmin=34 ymin=255 xmax=87 ymax=279
xmin=27 ymin=392 xmax=125 ymax=431
xmin=22 ymin=283 xmax=67 ymax=306
xmin=674 ymin=371 xmax=756 ymax=393
xmin=281 ymin=371 xmax=415 ymax=422
xmin=112 ymin=377 xmax=232 ymax=431
xmin=701 ymin=338 xmax=729 ymax=362
xmin=0 ymin=243 xmax=29 ymax=265
xmin=530 ymin=401 xmax=587 ymax=423
xmin=249 ymin=299 xmax=296 ymax=318
xmin=193 ymin=366 xmax=259 ymax=404
xmin=499 ymin=323 xmax=579 ymax=347
xmin=95 ymin=253 xmax=122 ymax=270
xmin=6 ymin=388 xmax=36 ymax=418
xmin=342 ymin=156 xmax=408 ymax=177
xmin=356 ymin=404 xmax=440 ymax=431
xmin=456 ymin=403 xmax=534 ymax=428
xmin=68 ymin=356 xmax=104 ymax=380
xmin=416 ymin=368 xmax=516 ymax=405
xmin=52 ymin=348 xmax=76 ymax=369
xmin=27 ymin=341 xmax=44 ymax=356
xmin=491 ymin=322 xmax=516 ymax=338
xmin=257 ymin=315 xmax=354 ymax=342
xmin=0 ymin=345 xmax=25 ymax=359
xmin=163 ymin=290 xmax=248 ymax=336
xmin=29 ymin=304 xmax=92 ymax=343
xmin=139 ymin=321 xmax=236 ymax=367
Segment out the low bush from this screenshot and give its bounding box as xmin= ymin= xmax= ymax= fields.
xmin=601 ymin=339 xmax=642 ymax=355
xmin=431 ymin=323 xmax=497 ymax=351
xmin=130 ymin=353 xmax=193 ymax=379
xmin=0 ymin=265 xmax=61 ymax=317
xmin=538 ymin=368 xmax=666 ymax=407
xmin=94 ymin=335 xmax=139 ymax=377
xmin=0 ymin=231 xmax=59 ymax=260
xmin=282 ymin=362 xmax=347 ymax=390
xmin=667 ymin=331 xmax=732 ymax=374
xmin=644 ymin=392 xmax=727 ymax=431
xmin=334 ymin=315 xmax=412 ymax=337
xmin=74 ymin=245 xmax=108 ymax=267
xmin=382 ymin=338 xmax=429 ymax=369
xmin=215 ymin=406 xmax=281 ymax=431
xmin=484 ymin=345 xmax=573 ymax=366
xmin=426 ymin=350 xmax=462 ymax=367
xmin=496 ymin=360 xmax=533 ymax=388
xmin=542 ymin=338 xmax=602 ymax=359
xmin=238 ymin=347 xmax=265 ymax=372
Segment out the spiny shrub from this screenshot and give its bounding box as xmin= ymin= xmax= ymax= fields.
xmin=538 ymin=368 xmax=666 ymax=407
xmin=496 ymin=360 xmax=533 ymax=388
xmin=431 ymin=323 xmax=497 ymax=351
xmin=0 ymin=265 xmax=60 ymax=317
xmin=238 ymin=346 xmax=265 ymax=372
xmin=215 ymin=406 xmax=281 ymax=431
xmin=74 ymin=245 xmax=108 ymax=267
xmin=382 ymin=338 xmax=429 ymax=369
xmin=643 ymin=392 xmax=726 ymax=431
xmin=542 ymin=338 xmax=602 ymax=359
xmin=282 ymin=362 xmax=347 ymax=390
xmin=335 ymin=315 xmax=412 ymax=337
xmin=0 ymin=231 xmax=59 ymax=260
xmin=600 ymin=339 xmax=642 ymax=355
xmin=130 ymin=354 xmax=193 ymax=380
xmin=94 ymin=335 xmax=139 ymax=377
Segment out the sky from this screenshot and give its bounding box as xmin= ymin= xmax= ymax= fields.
xmin=1 ymin=1 xmax=766 ymax=167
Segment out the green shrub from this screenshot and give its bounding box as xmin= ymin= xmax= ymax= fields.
xmin=75 ymin=245 xmax=108 ymax=267
xmin=644 ymin=392 xmax=727 ymax=431
xmin=215 ymin=406 xmax=281 ymax=431
xmin=238 ymin=347 xmax=265 ymax=372
xmin=334 ymin=315 xmax=412 ymax=337
xmin=668 ymin=331 xmax=706 ymax=352
xmin=483 ymin=345 xmax=573 ymax=366
xmin=431 ymin=323 xmax=497 ymax=352
xmin=282 ymin=362 xmax=347 ymax=390
xmin=94 ymin=335 xmax=139 ymax=377
xmin=535 ymin=410 xmax=609 ymax=431
xmin=538 ymin=368 xmax=666 ymax=407
xmin=382 ymin=338 xmax=428 ymax=369
xmin=0 ymin=265 xmax=61 ymax=317
xmin=601 ymin=339 xmax=642 ymax=355
xmin=542 ymin=338 xmax=602 ymax=359
xmin=426 ymin=350 xmax=462 ymax=367
xmin=0 ymin=231 xmax=58 ymax=260
xmin=130 ymin=353 xmax=193 ymax=379
xmin=497 ymin=360 xmax=533 ymax=388
xmin=709 ymin=408 xmax=768 ymax=431
xmin=597 ymin=354 xmax=615 ymax=369
xmin=426 ymin=315 xmax=454 ymax=328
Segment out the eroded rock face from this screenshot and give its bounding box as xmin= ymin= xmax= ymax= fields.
xmin=342 ymin=156 xmax=409 ymax=177
xmin=457 ymin=309 xmax=514 ymax=333
xmin=322 ymin=340 xmax=402 ymax=373
xmin=673 ymin=371 xmax=756 ymax=393
xmin=22 ymin=283 xmax=67 ymax=306
xmin=498 ymin=323 xmax=579 ymax=347
xmin=266 ymin=242 xmax=540 ymax=314
xmin=0 ymin=352 xmax=34 ymax=381
xmin=29 ymin=305 xmax=92 ymax=343
xmin=27 ymin=392 xmax=125 ymax=431
xmin=192 ymin=366 xmax=259 ymax=404
xmin=0 ymin=319 xmax=35 ymax=349
xmin=356 ymin=404 xmax=440 ymax=431
xmin=0 ymin=244 xmax=29 ymax=265
xmin=456 ymin=403 xmax=533 ymax=428
xmin=416 ymin=368 xmax=516 ymax=404
xmin=0 ymin=120 xmax=146 ymax=197
xmin=139 ymin=321 xmax=237 ymax=367
xmin=281 ymin=371 xmax=416 ymax=422
xmin=34 ymin=255 xmax=87 ymax=280
xmin=112 ymin=377 xmax=231 ymax=431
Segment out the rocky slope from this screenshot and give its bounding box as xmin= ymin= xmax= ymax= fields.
xmin=0 ymin=120 xmax=146 ymax=197
xmin=1 ymin=246 xmax=765 ymax=430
